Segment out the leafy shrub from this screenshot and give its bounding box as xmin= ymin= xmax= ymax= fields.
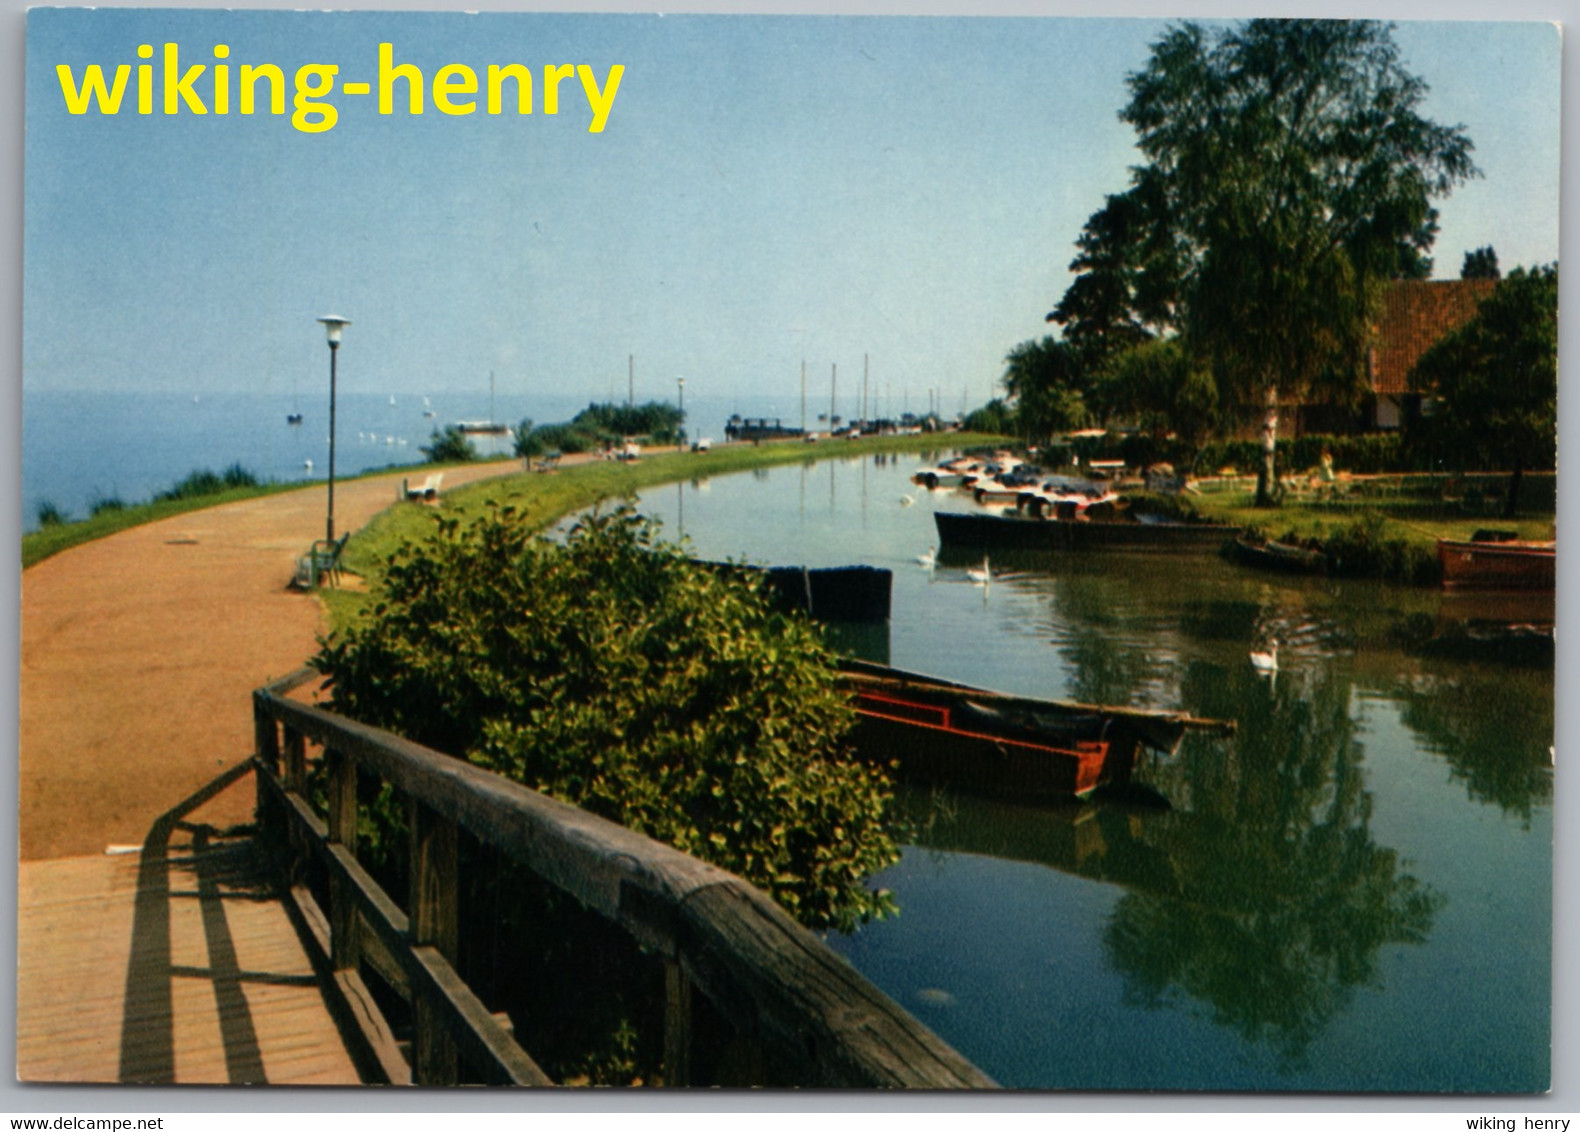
xmin=312 ymin=504 xmax=901 ymax=933
xmin=35 ymin=500 xmax=68 ymax=527
xmin=573 ymin=400 xmax=684 ymax=440
xmin=1323 ymin=512 xmax=1440 ymax=584
xmin=420 ymin=424 xmax=477 ymax=464
xmin=522 ymin=422 xmax=598 ymax=454
xmin=89 ymin=495 xmax=126 ymax=517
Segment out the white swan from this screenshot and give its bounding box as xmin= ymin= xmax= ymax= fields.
xmin=967 ymin=556 xmax=992 ymax=585
xmin=1250 ymin=639 xmax=1279 ymax=674
xmin=900 ymin=490 xmax=918 ymax=507
xmin=916 ymin=547 xmax=937 ymax=569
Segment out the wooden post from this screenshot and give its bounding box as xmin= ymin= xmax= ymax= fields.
xmin=283 ymin=727 xmax=309 ymax=882
xmin=326 ymin=749 xmax=361 ymax=973
xmin=663 ymin=959 xmax=692 ymax=1087
xmin=284 ymin=728 xmax=307 ymax=794
xmin=253 ymin=703 xmax=279 ymax=830
xmin=254 ymin=701 xmax=280 ymax=771
xmin=409 ymin=798 xmax=459 ymax=1085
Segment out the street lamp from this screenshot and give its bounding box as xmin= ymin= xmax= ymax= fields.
xmin=676 ymin=377 xmax=686 ymax=450
xmin=317 ymin=315 xmax=350 ymax=541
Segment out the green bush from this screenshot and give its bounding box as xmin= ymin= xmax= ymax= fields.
xmin=1323 ymin=512 xmax=1441 ymax=584
xmin=35 ymin=500 xmax=68 ymax=527
xmin=420 ymin=424 xmax=478 ymax=464
xmin=312 ymin=504 xmax=901 ymax=932
xmin=523 ymin=422 xmax=599 ymax=454
xmin=153 ymin=463 xmax=261 ymax=502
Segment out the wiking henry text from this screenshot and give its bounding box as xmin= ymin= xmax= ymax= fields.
xmin=54 ymin=42 xmax=625 ymax=134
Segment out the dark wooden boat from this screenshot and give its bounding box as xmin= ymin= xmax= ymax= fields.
xmin=700 ymin=561 xmax=893 ymax=623
xmin=934 ymin=509 xmax=1235 ymax=554
xmin=1437 ymin=532 xmax=1555 ymax=590
xmin=837 ymin=660 xmax=1234 ymax=801
xmin=1228 ymin=534 xmax=1329 ymax=575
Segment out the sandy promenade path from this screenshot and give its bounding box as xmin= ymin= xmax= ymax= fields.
xmin=20 ymin=462 xmax=524 ymax=862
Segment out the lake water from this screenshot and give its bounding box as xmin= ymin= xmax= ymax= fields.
xmin=635 ymin=453 xmax=1553 ymax=1092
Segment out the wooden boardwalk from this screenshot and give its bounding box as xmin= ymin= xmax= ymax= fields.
xmin=17 ymin=792 xmax=362 ymax=1085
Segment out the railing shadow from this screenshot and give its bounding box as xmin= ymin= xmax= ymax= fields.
xmin=117 ymin=759 xmax=276 ymax=1084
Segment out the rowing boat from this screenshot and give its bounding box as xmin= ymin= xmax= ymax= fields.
xmin=837 ymin=660 xmax=1234 ymax=801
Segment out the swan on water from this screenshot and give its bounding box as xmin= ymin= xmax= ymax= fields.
xmin=1250 ymin=639 xmax=1279 ymax=673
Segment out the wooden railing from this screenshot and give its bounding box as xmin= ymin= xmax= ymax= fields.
xmin=252 ymin=670 xmax=994 ymax=1089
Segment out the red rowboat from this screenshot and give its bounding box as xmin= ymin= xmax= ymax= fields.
xmin=1437 ymin=533 xmax=1555 ymax=590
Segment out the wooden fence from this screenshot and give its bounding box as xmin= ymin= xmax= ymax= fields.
xmin=251 ymin=669 xmax=994 ymax=1089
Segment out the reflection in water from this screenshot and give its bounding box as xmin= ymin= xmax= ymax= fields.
xmin=1384 ymin=662 xmax=1554 ymax=823
xmin=1119 ymin=664 xmax=1440 ymax=1068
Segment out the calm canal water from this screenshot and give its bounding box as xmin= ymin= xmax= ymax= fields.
xmin=635 ymin=451 xmax=1553 ymax=1093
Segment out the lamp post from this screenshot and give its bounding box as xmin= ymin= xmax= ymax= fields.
xmin=676 ymin=377 xmax=686 ymax=450
xmin=317 ymin=316 xmax=350 ymax=541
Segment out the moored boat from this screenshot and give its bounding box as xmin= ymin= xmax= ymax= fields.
xmin=912 ymin=456 xmax=992 ymax=490
xmin=837 ymin=660 xmax=1234 ymax=801
xmin=455 ymin=420 xmax=511 ymax=435
xmin=1437 ymin=532 xmax=1555 ymax=590
xmin=1228 ymin=534 xmax=1329 ymax=576
xmin=699 ymin=561 xmax=893 ymax=622
xmin=934 ymin=509 xmax=1235 ymax=553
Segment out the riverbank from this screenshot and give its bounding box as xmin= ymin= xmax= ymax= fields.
xmin=1174 ymin=472 xmax=1556 ymax=584
xmin=323 ymin=432 xmax=1003 ymax=624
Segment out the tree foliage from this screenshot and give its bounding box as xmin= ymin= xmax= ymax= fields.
xmin=312 ymin=505 xmax=902 ymax=932
xmin=1002 ymin=337 xmax=1092 ymax=440
xmin=1460 ymin=245 xmax=1501 ymax=280
xmin=1051 ymin=19 xmax=1476 ymax=504
xmin=513 ymin=401 xmax=687 ymax=456
xmin=1103 ymin=338 xmax=1219 ymax=456
xmin=420 ymin=424 xmax=478 ymax=463
xmin=961 ymin=398 xmax=1016 ymax=436
xmin=511 ymin=417 xmax=543 ymax=459
xmin=1047 ymin=189 xmax=1166 ymax=371
xmin=1408 ymin=264 xmax=1557 ymax=516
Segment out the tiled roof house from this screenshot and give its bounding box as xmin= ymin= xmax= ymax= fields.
xmin=1365 ymin=278 xmax=1497 ymax=428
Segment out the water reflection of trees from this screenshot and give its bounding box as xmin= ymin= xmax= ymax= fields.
xmin=1110 ymin=663 xmax=1440 ymax=1070
xmin=1379 ymin=662 xmax=1553 ymax=824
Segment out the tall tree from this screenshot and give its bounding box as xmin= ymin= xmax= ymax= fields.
xmin=1103 ymin=338 xmax=1219 ymax=458
xmin=1002 ymin=337 xmax=1092 ymax=441
xmin=1047 ymin=189 xmax=1167 ymax=370
xmin=1461 ymin=245 xmax=1501 ymax=280
xmin=1101 ymin=20 xmax=1476 ymax=504
xmin=1409 ymin=265 xmax=1557 ymax=517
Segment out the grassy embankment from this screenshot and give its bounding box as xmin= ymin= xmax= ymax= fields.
xmin=320 ymin=432 xmax=1005 ymax=626
xmin=19 ymin=460 xmax=449 ymax=570
xmin=1181 ymin=471 xmax=1556 ymax=584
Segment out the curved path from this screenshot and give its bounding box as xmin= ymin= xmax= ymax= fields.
xmin=20 ymin=462 xmax=523 ymax=862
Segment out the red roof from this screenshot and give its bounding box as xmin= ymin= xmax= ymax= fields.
xmin=1369 ymin=279 xmax=1497 ymax=395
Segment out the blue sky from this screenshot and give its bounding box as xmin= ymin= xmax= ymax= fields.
xmin=23 ymin=11 xmax=1563 ymax=417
